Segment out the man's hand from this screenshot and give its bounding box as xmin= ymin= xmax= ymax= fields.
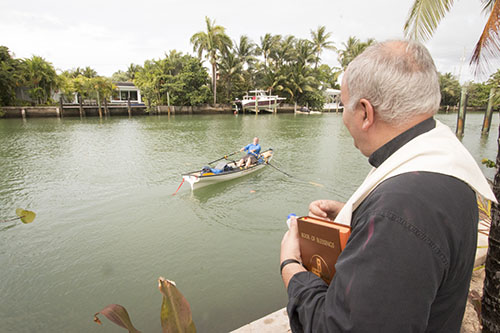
xmin=309 ymin=200 xmax=345 ymax=221
xmin=280 ymin=216 xmax=305 ymax=288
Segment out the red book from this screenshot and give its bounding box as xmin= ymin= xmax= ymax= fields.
xmin=297 ymin=216 xmax=351 ymax=285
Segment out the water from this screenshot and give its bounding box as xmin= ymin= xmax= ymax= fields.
xmin=0 ymin=112 xmax=497 ymax=332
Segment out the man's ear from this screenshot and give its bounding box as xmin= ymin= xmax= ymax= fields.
xmin=358 ymin=98 xmax=375 ymax=131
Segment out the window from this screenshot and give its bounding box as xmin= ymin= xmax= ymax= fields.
xmin=129 ymin=91 xmax=138 ymax=101
xmin=120 ymin=91 xmax=128 ymax=101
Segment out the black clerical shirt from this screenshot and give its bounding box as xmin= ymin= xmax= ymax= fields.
xmin=287 ymin=117 xmax=478 ymax=332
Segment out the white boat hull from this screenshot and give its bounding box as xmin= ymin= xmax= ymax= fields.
xmin=182 ymin=149 xmax=274 ymax=190
xmin=234 ymin=90 xmax=286 ymax=113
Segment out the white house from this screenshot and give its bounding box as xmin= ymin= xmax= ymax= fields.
xmin=111 ymin=82 xmax=142 ymax=104
xmin=324 ymin=88 xmax=343 ymax=111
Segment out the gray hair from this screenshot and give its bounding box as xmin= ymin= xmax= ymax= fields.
xmin=344 ymin=40 xmax=441 ymax=125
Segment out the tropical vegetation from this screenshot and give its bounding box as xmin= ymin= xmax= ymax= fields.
xmin=0 ymin=17 xmax=499 ymax=113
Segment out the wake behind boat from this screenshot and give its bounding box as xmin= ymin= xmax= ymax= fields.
xmin=181 ymin=149 xmax=274 ymax=190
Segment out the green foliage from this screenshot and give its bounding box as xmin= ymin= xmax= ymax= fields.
xmin=59 ymin=72 xmax=115 ymax=104
xmin=0 ymin=46 xmax=22 ymax=106
xmin=299 ymin=89 xmax=326 ymax=110
xmin=158 ymin=277 xmax=196 ymax=332
xmin=315 ymin=64 xmax=341 ymax=90
xmin=20 ymin=55 xmax=59 ymax=105
xmin=94 ymin=277 xmax=196 ymax=333
xmin=2 ymin=26 xmax=383 ymax=110
xmin=467 ymin=82 xmax=491 ymax=107
xmin=338 ymin=37 xmax=375 ymax=70
xmin=404 ymin=0 xmax=454 ymax=41
xmin=134 ymin=51 xmax=211 ymax=106
xmin=482 ymin=158 xmax=496 ymax=168
xmin=191 ymin=16 xmax=232 ymax=104
xmin=439 ymin=72 xmax=461 ymax=106
xmin=110 ymin=70 xmax=130 ymax=82
xmin=111 ymin=64 xmax=141 ymax=82
xmin=310 ymin=26 xmax=336 ymax=69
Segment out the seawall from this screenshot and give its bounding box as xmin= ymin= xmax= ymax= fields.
xmin=0 ymin=103 xmax=300 ymax=118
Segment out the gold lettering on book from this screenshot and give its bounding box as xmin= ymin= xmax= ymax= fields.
xmin=315 ymin=237 xmax=335 ymax=248
xmin=300 ymin=232 xmax=335 ymax=248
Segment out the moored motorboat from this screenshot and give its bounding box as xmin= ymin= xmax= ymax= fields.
xmin=181 ymin=149 xmax=274 ymax=190
xmin=233 ymin=90 xmax=286 ymax=113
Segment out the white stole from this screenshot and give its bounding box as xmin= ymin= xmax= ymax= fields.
xmin=335 ymin=120 xmax=497 ymax=226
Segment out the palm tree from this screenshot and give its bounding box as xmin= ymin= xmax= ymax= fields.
xmin=21 ymin=56 xmax=59 ymax=104
xmin=218 ymin=49 xmax=244 ymax=102
xmin=0 ymin=46 xmax=22 ymax=106
xmin=235 ymin=36 xmax=259 ymax=91
xmin=82 ymin=66 xmax=97 ymax=78
xmin=295 ymin=39 xmax=316 ymax=67
xmin=257 ymin=33 xmax=281 ymax=68
xmin=310 ymin=26 xmax=336 ymax=69
xmin=269 ymin=35 xmax=295 ymax=69
xmin=439 ymin=72 xmax=461 ymax=106
xmin=404 ymin=0 xmax=500 ymax=76
xmin=404 ymin=1 xmax=500 ymax=331
xmin=338 ymin=36 xmax=375 ymax=70
xmin=235 ymin=35 xmax=258 ymax=69
xmin=190 ymin=16 xmax=232 ymax=104
xmin=126 ymin=64 xmax=141 ymax=81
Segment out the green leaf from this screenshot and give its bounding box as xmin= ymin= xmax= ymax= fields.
xmin=15 ymin=209 xmax=36 ymax=224
xmin=482 ymin=158 xmax=496 ymax=168
xmin=93 ymin=304 xmax=141 ymax=333
xmin=158 ymin=277 xmax=196 ymax=333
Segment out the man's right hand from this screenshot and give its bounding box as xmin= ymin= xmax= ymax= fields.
xmin=309 ymin=200 xmax=345 ymax=221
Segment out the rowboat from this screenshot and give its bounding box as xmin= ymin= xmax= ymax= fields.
xmin=181 ymin=149 xmax=274 ymax=190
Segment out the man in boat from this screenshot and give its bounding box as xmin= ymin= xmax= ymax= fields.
xmin=279 ymin=40 xmax=496 ymax=332
xmin=236 ymin=137 xmax=261 ymax=168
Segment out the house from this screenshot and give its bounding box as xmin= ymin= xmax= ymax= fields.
xmin=111 ymin=82 xmax=143 ymax=104
xmin=323 ymin=88 xmax=343 ymax=111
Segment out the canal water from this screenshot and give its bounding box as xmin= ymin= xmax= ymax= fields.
xmin=0 ymin=112 xmax=497 ymax=332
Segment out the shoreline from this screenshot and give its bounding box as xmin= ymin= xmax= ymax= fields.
xmin=0 ymin=103 xmax=337 ymax=118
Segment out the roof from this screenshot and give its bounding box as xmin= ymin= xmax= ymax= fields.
xmin=114 ymin=82 xmax=137 ymax=88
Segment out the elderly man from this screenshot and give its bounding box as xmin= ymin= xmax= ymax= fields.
xmin=280 ymin=40 xmax=496 ymax=332
xmin=237 ymin=137 xmax=261 ymax=168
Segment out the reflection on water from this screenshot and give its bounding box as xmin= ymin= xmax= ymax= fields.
xmin=0 ymin=112 xmax=498 ymax=332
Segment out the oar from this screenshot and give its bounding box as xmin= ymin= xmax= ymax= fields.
xmin=208 ymin=151 xmax=240 ymax=165
xmin=267 ymin=162 xmax=325 ymax=188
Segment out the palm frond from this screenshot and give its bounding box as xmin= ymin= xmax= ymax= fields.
xmin=482 ymin=0 xmax=496 ymax=12
xmin=470 ymin=0 xmax=500 ymax=76
xmin=404 ymin=0 xmax=455 ymax=40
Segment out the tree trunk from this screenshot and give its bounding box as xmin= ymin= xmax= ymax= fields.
xmin=212 ymin=62 xmax=217 ymax=104
xmin=482 ymin=120 xmax=500 ymax=332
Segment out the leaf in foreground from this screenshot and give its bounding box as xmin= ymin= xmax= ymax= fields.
xmin=94 ymin=304 xmax=141 ymax=333
xmin=15 ymin=208 xmax=36 ymax=223
xmin=158 ymin=277 xmax=196 ymax=333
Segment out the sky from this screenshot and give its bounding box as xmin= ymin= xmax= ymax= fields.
xmin=1 ymin=0 xmax=497 ymax=83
